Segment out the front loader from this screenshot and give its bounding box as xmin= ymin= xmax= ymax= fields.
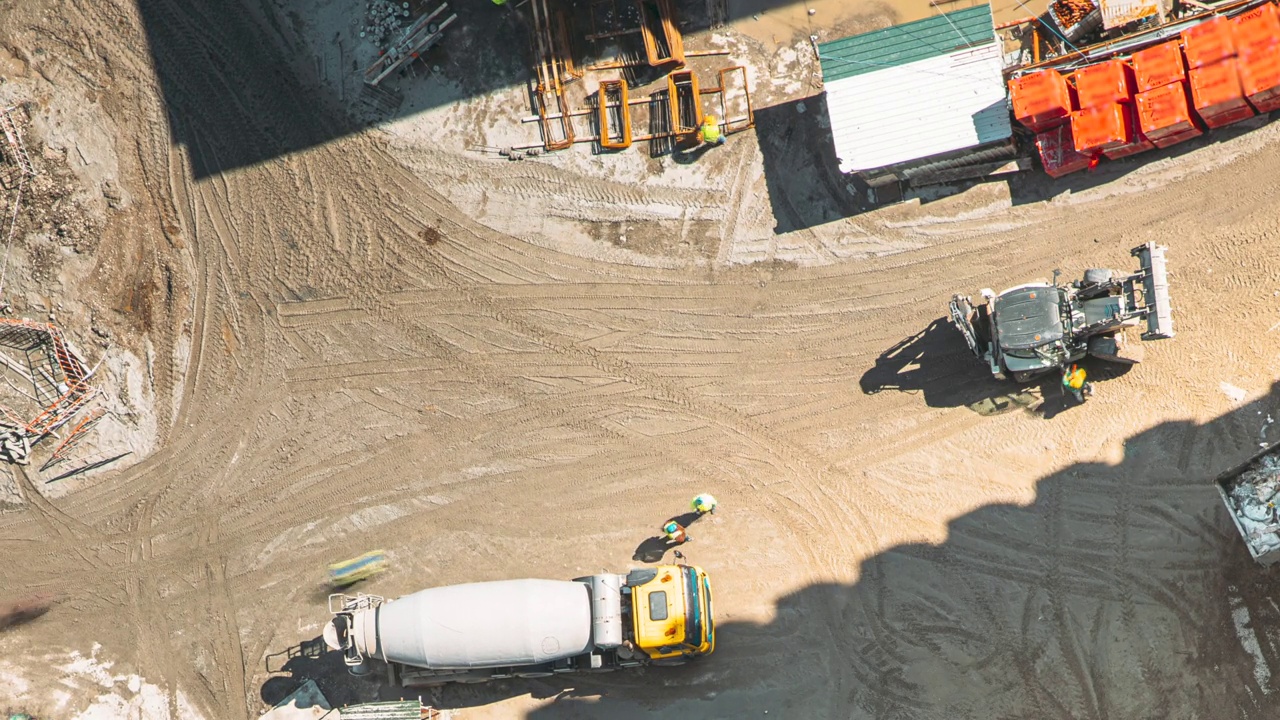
xmin=949 ymin=242 xmax=1173 ymax=382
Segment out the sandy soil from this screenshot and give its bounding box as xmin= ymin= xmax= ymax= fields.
xmin=2 ymin=0 xmax=1280 ymax=719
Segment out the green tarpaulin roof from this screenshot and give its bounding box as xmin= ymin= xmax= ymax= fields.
xmin=818 ymin=5 xmax=997 ymax=83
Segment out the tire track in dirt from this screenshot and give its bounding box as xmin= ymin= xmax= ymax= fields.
xmin=10 ymin=2 xmax=1280 ymax=717
xmin=387 ymin=240 xmax=875 ymax=571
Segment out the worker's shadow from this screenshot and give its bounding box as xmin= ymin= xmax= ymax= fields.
xmin=632 ymin=511 xmax=705 ymax=563
xmin=671 ymin=143 xmax=716 ymax=165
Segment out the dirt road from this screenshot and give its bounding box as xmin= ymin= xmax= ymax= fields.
xmin=3 ymin=0 xmax=1280 ymax=719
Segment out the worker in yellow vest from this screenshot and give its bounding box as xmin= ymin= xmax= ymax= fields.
xmin=692 ymin=493 xmax=718 ymax=515
xmin=1062 ymin=364 xmax=1091 ymax=403
xmin=699 ymin=115 xmax=725 ymax=147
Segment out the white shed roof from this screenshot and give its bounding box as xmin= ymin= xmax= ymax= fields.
xmin=821 ymin=7 xmax=1013 ymax=173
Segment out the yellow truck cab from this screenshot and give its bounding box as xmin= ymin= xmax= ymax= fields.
xmin=628 ymin=564 xmax=715 ymax=663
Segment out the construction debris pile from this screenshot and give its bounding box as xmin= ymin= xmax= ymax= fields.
xmin=361 ymin=4 xmax=457 ymax=87
xmin=0 ymin=110 xmax=106 ymax=471
xmin=1223 ymin=451 xmax=1280 ymax=555
xmin=1050 ymin=0 xmax=1099 ymax=28
xmin=0 ymin=320 xmax=102 ymax=467
xmin=362 ymin=0 xmax=412 ymax=47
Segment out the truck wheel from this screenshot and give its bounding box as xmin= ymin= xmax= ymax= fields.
xmin=1082 ymin=268 xmax=1112 ymax=285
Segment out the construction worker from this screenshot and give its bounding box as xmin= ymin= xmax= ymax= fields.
xmin=1062 ymin=363 xmax=1091 ymax=403
xmin=663 ymin=521 xmax=690 ymax=545
xmin=699 ymin=115 xmax=725 ymax=147
xmin=692 ymin=493 xmax=718 ymax=515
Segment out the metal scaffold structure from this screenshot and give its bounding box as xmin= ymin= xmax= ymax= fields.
xmin=0 ymin=319 xmax=101 ymax=466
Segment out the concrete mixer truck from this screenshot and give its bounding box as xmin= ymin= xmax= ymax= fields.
xmin=322 ymin=563 xmax=715 ymax=687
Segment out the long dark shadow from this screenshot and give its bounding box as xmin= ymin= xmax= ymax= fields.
xmin=257 ymin=380 xmax=1280 ymax=717
xmin=135 ymin=0 xmax=844 ymax=178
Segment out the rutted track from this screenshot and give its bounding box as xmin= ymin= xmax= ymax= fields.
xmin=2 ymin=0 xmax=1280 ymax=718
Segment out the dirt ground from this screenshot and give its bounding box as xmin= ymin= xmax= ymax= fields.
xmin=3 ymin=0 xmax=1280 ymax=718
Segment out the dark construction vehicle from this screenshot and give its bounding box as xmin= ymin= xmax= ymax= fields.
xmin=949 ymin=241 xmax=1174 ymax=382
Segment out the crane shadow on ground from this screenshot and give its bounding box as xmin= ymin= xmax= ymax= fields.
xmin=260 ymin=382 xmax=1280 ymax=718
xmin=0 ymin=593 xmax=58 ymax=633
xmin=513 ymin=382 xmax=1280 ymax=719
xmin=133 ymin=0 xmax=825 ymax=180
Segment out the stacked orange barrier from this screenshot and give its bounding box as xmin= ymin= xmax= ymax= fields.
xmin=1136 ymin=81 xmax=1202 ymax=147
xmin=1072 ymin=103 xmax=1139 ymax=155
xmin=1018 ymin=2 xmax=1280 ymax=180
xmin=1183 ymin=14 xmax=1255 ymax=127
xmin=1074 ymin=59 xmax=1133 ymax=106
xmin=1131 ymin=40 xmax=1187 ymax=92
xmin=1130 ymin=40 xmax=1203 ymax=148
xmin=1010 ymin=70 xmax=1076 ymax=132
xmin=1234 ymin=3 xmax=1280 ymax=111
xmin=1071 ymin=58 xmax=1155 ymax=159
xmin=1011 ymin=69 xmax=1094 ymax=177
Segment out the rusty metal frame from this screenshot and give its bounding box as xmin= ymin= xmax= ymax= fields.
xmin=637 ymin=0 xmax=685 ymax=67
xmin=514 ymin=67 xmax=754 ymax=153
xmin=598 ymin=79 xmax=633 ymax=149
xmin=555 ymin=11 xmax=583 ymax=83
xmin=700 ymin=66 xmax=754 ymax=134
xmin=667 ymin=69 xmax=702 ymax=139
xmin=530 ymin=0 xmax=575 ymax=150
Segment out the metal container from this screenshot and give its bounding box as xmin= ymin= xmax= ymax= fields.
xmin=1035 ymin=123 xmax=1093 ymax=177
xmin=1216 ymin=442 xmax=1280 ymax=566
xmin=1049 ymin=0 xmax=1103 ymax=42
xmin=588 ymin=573 xmax=624 ymax=649
xmin=1099 ymin=0 xmax=1161 ymax=31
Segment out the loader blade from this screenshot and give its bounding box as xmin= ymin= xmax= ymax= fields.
xmin=948 ymin=295 xmax=982 ymax=358
xmin=1132 ymin=241 xmax=1174 ymax=340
